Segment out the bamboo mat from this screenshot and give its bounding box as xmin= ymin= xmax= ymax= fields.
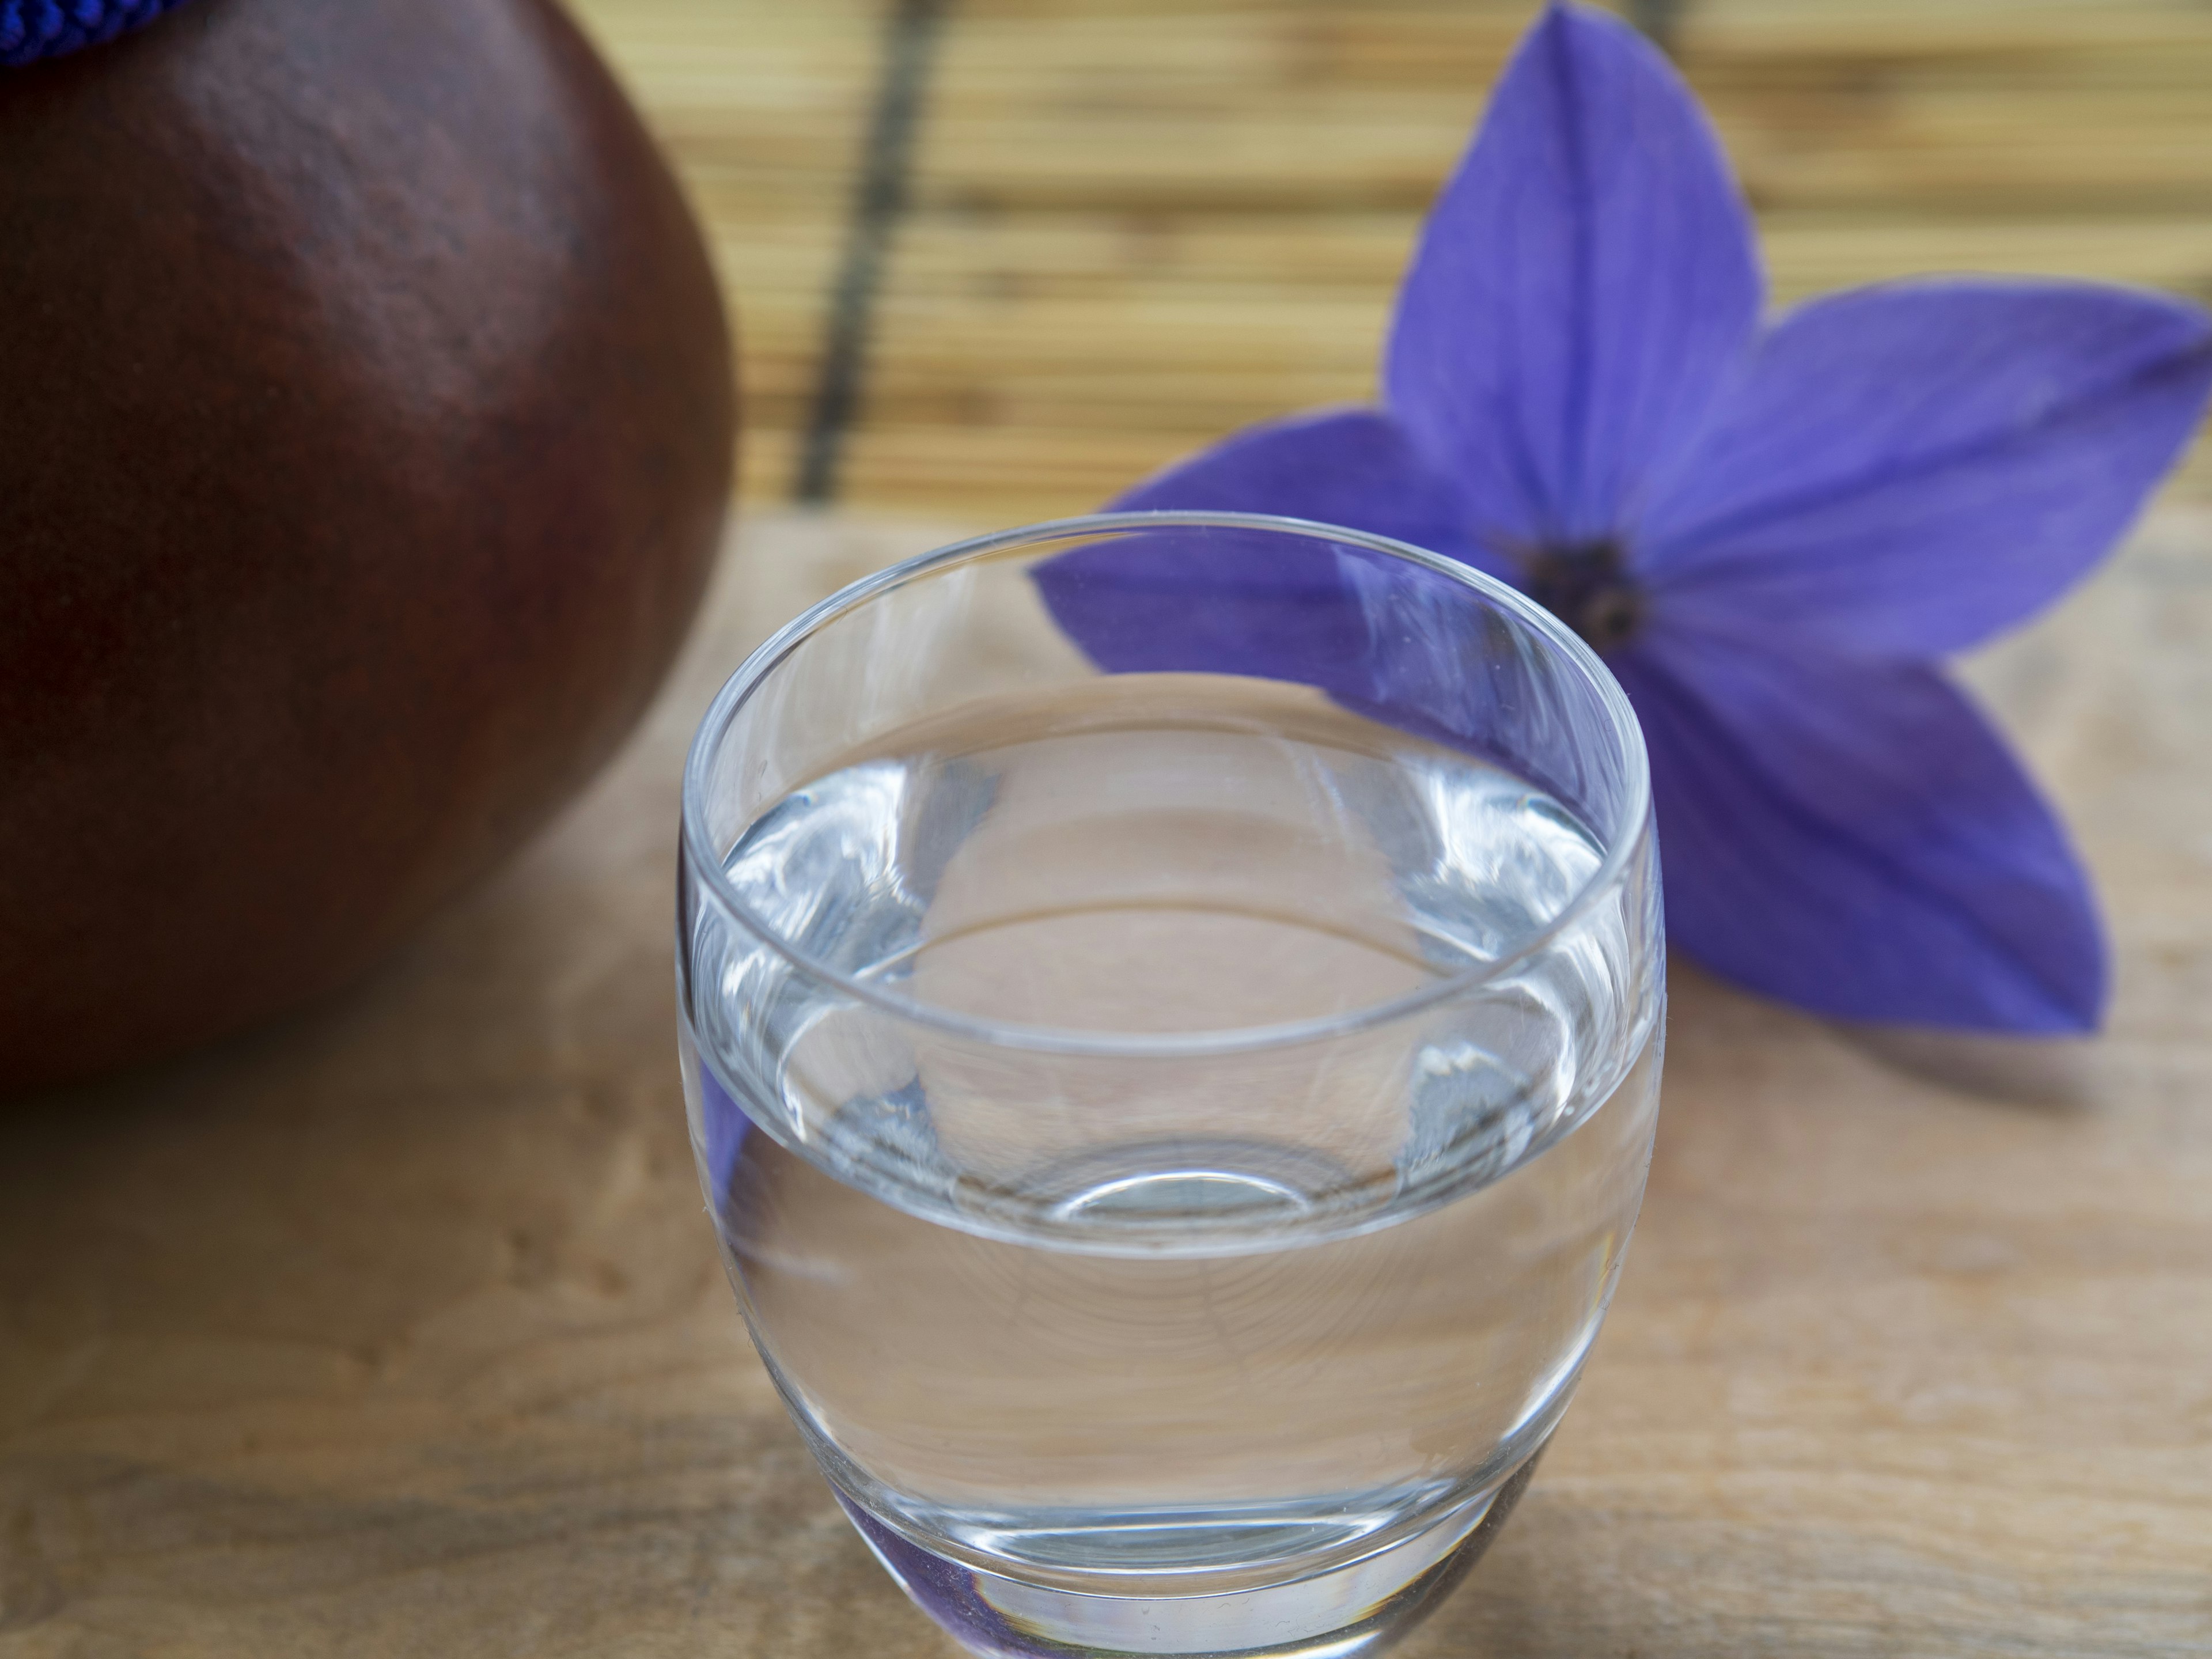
xmin=568 ymin=0 xmax=2212 ymax=527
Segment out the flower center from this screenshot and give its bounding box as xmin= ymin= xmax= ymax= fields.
xmin=1521 ymin=540 xmax=1644 ymax=654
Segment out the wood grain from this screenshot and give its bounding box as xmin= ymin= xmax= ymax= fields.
xmin=4 ymin=504 xmax=2210 ymax=1657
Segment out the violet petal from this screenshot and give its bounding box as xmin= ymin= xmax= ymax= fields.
xmin=1040 ymin=420 xmax=1588 ymax=798
xmin=1384 ymin=1 xmax=1762 ymax=550
xmin=1034 ymin=519 xmax=1395 ymax=692
xmin=1615 ymin=620 xmax=2104 ymax=1031
xmin=1639 ymin=279 xmax=2212 ymax=657
xmin=1037 ymin=407 xmax=1501 ymax=687
xmin=1108 ymin=406 xmax=1502 ymax=577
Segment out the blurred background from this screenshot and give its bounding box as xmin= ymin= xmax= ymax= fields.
xmin=567 ymin=0 xmax=2212 ymax=527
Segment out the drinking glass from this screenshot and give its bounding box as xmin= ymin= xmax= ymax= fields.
xmin=677 ymin=512 xmax=1662 ymax=1658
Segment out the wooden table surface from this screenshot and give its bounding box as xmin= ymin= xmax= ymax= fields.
xmin=6 ymin=503 xmax=2211 ymax=1657
xmin=9 ymin=1 xmax=2212 ymax=1655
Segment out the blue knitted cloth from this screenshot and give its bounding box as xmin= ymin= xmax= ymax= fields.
xmin=2 ymin=0 xmax=198 ymax=66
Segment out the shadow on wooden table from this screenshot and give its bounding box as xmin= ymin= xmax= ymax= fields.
xmin=1838 ymin=1025 xmax=2098 ymax=1112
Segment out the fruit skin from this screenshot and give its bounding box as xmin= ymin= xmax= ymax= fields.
xmin=0 ymin=0 xmax=736 ymax=1094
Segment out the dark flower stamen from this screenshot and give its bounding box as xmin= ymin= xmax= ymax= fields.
xmin=1522 ymin=540 xmax=1645 ymax=654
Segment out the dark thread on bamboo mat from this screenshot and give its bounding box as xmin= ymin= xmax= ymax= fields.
xmin=1631 ymin=0 xmax=1688 ymax=56
xmin=794 ymin=0 xmax=950 ymax=504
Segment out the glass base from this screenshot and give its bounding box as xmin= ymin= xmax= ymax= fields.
xmin=836 ymin=1450 xmax=1544 ymax=1659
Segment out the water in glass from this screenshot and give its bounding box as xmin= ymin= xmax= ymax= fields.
xmin=680 ymin=672 xmax=1660 ymax=1658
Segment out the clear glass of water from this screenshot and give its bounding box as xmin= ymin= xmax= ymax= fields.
xmin=677 ymin=513 xmax=1662 ymax=1658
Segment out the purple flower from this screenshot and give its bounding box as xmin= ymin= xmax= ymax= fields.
xmin=1038 ymin=1 xmax=2212 ymax=1033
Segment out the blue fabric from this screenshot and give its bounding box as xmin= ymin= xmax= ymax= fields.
xmin=2 ymin=0 xmax=197 ymax=67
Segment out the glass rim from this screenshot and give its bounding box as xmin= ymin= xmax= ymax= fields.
xmin=679 ymin=509 xmax=1652 ymax=1059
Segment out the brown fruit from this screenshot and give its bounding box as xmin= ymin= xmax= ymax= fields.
xmin=0 ymin=0 xmax=736 ymax=1093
